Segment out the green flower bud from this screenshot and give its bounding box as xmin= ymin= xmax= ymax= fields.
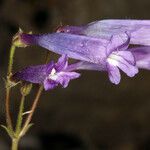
xmin=12 ymin=28 xmax=32 ymax=48
xmin=20 ymin=83 xmax=32 ymax=96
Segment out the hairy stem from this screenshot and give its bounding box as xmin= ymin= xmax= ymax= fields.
xmin=5 ymin=88 xmax=13 ymax=131
xmin=8 ymin=45 xmax=16 ymax=75
xmin=6 ymin=45 xmax=16 ymax=130
xmin=15 ymin=95 xmax=25 ymax=135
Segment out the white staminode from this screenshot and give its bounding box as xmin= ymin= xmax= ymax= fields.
xmin=48 ymin=68 xmax=58 ymax=80
xmin=51 ymin=68 xmax=56 ymax=75
xmin=107 ymin=53 xmax=120 ymax=66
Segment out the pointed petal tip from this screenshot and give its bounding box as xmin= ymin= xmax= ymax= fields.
xmin=107 ymin=63 xmax=121 ymax=85
xmin=43 ymin=79 xmax=58 ymax=91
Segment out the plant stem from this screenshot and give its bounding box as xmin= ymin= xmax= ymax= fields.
xmin=8 ymin=45 xmax=16 ymax=75
xmin=15 ymin=95 xmax=25 ymax=135
xmin=20 ymin=86 xmax=43 ymax=136
xmin=12 ymin=138 xmax=19 ymax=150
xmin=5 ymin=88 xmax=13 ymax=130
xmin=6 ymin=44 xmax=16 ymax=130
xmin=10 ymin=94 xmax=25 ymax=150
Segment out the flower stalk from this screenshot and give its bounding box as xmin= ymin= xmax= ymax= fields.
xmin=12 ymin=138 xmax=19 ymax=150
xmin=6 ymin=44 xmax=16 ymax=133
xmin=15 ymin=95 xmax=25 ymax=136
xmin=8 ymin=45 xmax=16 ymax=76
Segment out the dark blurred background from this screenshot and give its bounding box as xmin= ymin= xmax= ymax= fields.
xmin=0 ymin=0 xmax=150 ymax=149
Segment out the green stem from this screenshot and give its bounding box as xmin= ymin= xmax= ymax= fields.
xmin=10 ymin=95 xmax=25 ymax=150
xmin=8 ymin=45 xmax=16 ymax=76
xmin=12 ymin=138 xmax=19 ymax=150
xmin=15 ymin=95 xmax=25 ymax=135
xmin=5 ymin=88 xmax=13 ymax=131
xmin=6 ymin=44 xmax=16 ymax=131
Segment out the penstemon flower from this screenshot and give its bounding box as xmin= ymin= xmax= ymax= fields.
xmin=12 ymin=55 xmax=80 ymax=90
xmin=56 ymin=19 xmax=150 ymax=46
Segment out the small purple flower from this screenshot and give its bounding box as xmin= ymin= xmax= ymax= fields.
xmin=56 ymin=19 xmax=150 ymax=46
xmin=12 ymin=55 xmax=80 ymax=90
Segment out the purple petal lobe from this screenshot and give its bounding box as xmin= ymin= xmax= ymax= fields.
xmin=48 ymin=71 xmax=80 ymax=88
xmin=107 ymin=51 xmax=138 ymax=77
xmin=114 ymin=51 xmax=135 ymax=65
xmin=106 ymin=33 xmax=130 ymax=55
xmin=107 ymin=63 xmax=121 ymax=84
xmin=44 ymin=79 xmax=58 ymax=90
xmin=55 ymin=54 xmax=68 ymax=71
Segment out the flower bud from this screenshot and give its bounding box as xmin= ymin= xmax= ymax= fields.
xmin=12 ymin=28 xmax=32 ymax=48
xmin=20 ymin=83 xmax=32 ymax=96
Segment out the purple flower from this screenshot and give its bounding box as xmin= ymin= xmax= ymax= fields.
xmin=56 ymin=19 xmax=150 ymax=46
xmin=12 ymin=55 xmax=80 ymax=90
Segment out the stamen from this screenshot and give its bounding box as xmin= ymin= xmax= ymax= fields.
xmin=48 ymin=68 xmax=58 ymax=80
xmin=51 ymin=68 xmax=56 ymax=75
